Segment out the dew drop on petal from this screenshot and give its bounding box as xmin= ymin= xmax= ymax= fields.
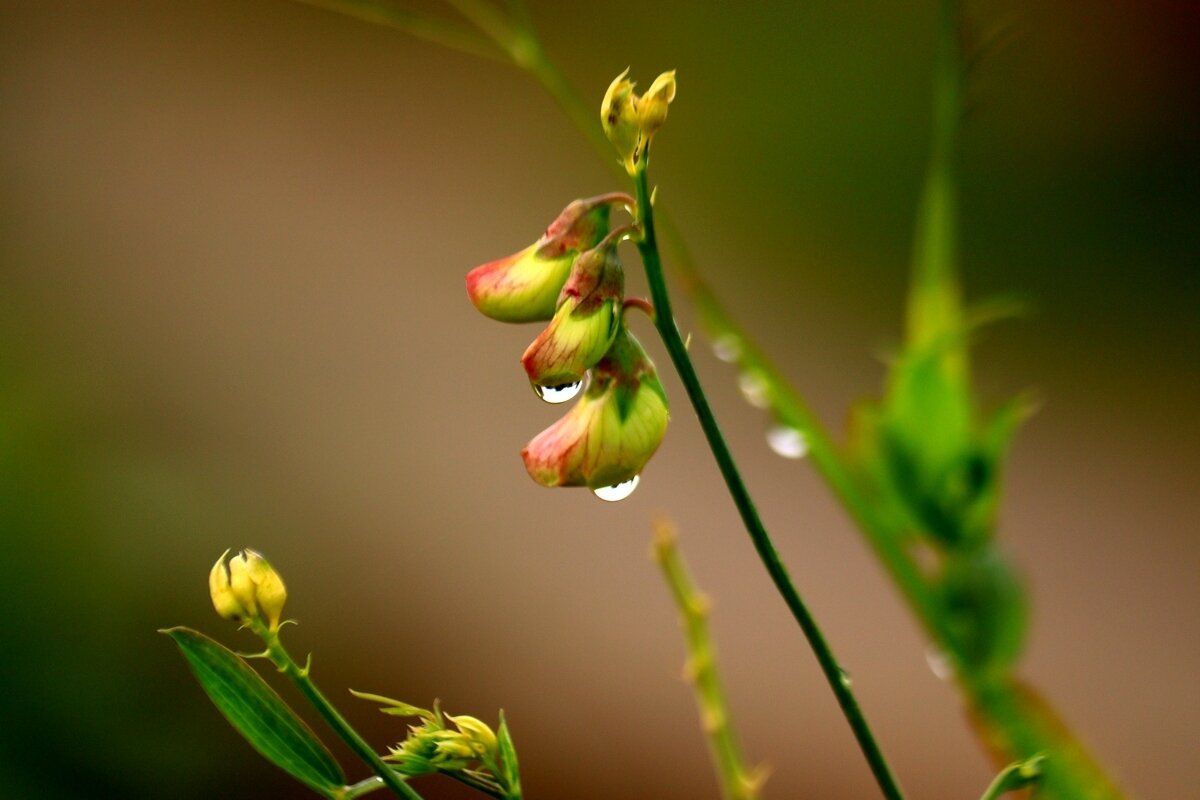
xmin=925 ymin=648 xmax=955 ymax=681
xmin=737 ymin=371 xmax=770 ymax=409
xmin=593 ymin=475 xmax=640 ymax=502
xmin=766 ymin=426 xmax=808 ymax=459
xmin=712 ymin=334 xmax=742 ymax=363
xmin=534 ymin=380 xmax=583 ymax=404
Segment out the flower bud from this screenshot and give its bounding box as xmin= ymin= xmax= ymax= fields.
xmin=447 ymin=714 xmax=499 ymax=757
xmin=520 ymin=240 xmax=624 ymax=389
xmin=601 ymin=68 xmax=641 ymax=175
xmin=466 ymin=195 xmax=620 ymax=323
xmin=637 ymin=70 xmax=676 ymax=143
xmin=209 ymin=549 xmax=287 ymax=631
xmin=522 ymin=326 xmax=669 ymax=489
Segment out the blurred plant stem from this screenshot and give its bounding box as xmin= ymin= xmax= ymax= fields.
xmin=250 ymin=620 xmax=425 ymax=800
xmin=634 ymin=162 xmax=905 ymax=800
xmin=652 ymin=519 xmax=765 ymax=800
xmin=291 ymin=0 xmax=1127 ymax=796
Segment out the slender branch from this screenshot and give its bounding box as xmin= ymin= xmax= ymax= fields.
xmin=294 ymin=0 xmax=506 ymax=62
xmin=343 ymin=776 xmax=387 ymax=799
xmin=254 ymin=623 xmax=425 ymax=800
xmin=652 ymin=519 xmax=763 ymax=800
xmin=632 ymin=165 xmax=904 ymax=800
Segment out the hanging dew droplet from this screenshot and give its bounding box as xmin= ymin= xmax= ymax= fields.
xmin=593 ymin=475 xmax=640 ymax=502
xmin=534 ymin=380 xmax=583 ymax=404
xmin=838 ymin=668 xmax=853 ymax=688
xmin=925 ymin=648 xmax=955 ymax=682
xmin=737 ymin=371 xmax=770 ymax=409
xmin=766 ymin=425 xmax=808 ymax=459
xmin=712 ymin=334 xmax=742 ymax=363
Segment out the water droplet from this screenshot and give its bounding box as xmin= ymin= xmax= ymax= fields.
xmin=766 ymin=425 xmax=808 ymax=459
xmin=737 ymin=371 xmax=770 ymax=409
xmin=925 ymin=648 xmax=955 ymax=681
xmin=838 ymin=668 xmax=853 ymax=688
xmin=712 ymin=334 xmax=742 ymax=363
xmin=593 ymin=475 xmax=640 ymax=502
xmin=534 ymin=380 xmax=583 ymax=404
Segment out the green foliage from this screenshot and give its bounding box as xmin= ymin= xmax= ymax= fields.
xmin=161 ymin=627 xmax=345 ymax=797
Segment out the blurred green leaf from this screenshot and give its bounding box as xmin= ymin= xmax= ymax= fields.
xmin=161 ymin=627 xmax=345 ymax=796
xmin=496 ymin=711 xmax=521 ymax=800
xmin=939 ymin=548 xmax=1027 ymax=673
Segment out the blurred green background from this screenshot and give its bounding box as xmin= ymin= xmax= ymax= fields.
xmin=1 ymin=1 xmax=1197 ymax=798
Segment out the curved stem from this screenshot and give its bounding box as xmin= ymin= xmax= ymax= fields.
xmin=632 ymin=166 xmax=904 ymax=800
xmin=256 ymin=624 xmax=424 ymax=800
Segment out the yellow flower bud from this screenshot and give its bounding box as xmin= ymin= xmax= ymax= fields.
xmin=210 ymin=549 xmax=288 ymax=631
xmin=600 ymin=68 xmax=678 ymax=175
xmin=601 ymin=68 xmax=641 ymax=175
xmin=447 ymin=714 xmax=499 ymax=757
xmin=209 ymin=549 xmax=245 ymax=621
xmin=638 ymin=70 xmax=676 ymax=140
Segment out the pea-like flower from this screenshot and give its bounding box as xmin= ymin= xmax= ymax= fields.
xmin=520 ymin=229 xmax=628 ymax=390
xmin=466 ymin=193 xmax=630 ymax=323
xmin=522 ymin=325 xmax=669 ymax=489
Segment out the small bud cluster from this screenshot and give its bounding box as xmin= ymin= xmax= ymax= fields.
xmin=355 ymin=693 xmax=520 ymax=798
xmin=209 ymin=549 xmax=287 ymax=631
xmin=601 ymin=69 xmax=677 ymax=175
xmin=466 ymin=196 xmax=670 ymax=496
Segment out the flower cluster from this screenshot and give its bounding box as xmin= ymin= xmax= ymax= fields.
xmin=465 ymin=69 xmax=678 ymax=499
xmin=466 ymin=198 xmax=669 ymax=498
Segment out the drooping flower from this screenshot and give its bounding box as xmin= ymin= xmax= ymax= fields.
xmin=522 ymin=325 xmax=669 ymax=489
xmin=465 ymin=194 xmax=630 ymax=323
xmin=520 ymin=229 xmax=628 ymax=390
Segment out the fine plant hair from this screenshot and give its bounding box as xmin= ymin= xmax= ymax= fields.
xmin=162 ymin=2 xmax=1128 ymax=798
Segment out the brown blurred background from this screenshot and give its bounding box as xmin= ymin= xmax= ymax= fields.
xmin=1 ymin=1 xmax=1197 ymax=798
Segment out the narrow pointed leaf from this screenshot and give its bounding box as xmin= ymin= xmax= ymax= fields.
xmin=162 ymin=626 xmax=345 ymax=795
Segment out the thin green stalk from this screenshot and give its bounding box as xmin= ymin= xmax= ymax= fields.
xmin=652 ymin=519 xmax=763 ymax=800
xmin=343 ymin=776 xmax=386 ymax=799
xmin=254 ymin=623 xmax=425 ymax=800
xmin=633 ymin=165 xmax=904 ymax=800
xmin=295 ymin=0 xmax=505 ymax=62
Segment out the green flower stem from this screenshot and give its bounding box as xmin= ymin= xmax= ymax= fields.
xmin=252 ymin=623 xmax=424 ymax=800
xmin=633 ymin=166 xmax=904 ymax=800
xmin=652 ymin=520 xmax=762 ymax=800
xmin=295 ymin=0 xmax=505 ymax=62
xmin=342 ymin=776 xmax=386 ymax=799
xmin=337 ymin=767 xmax=505 ymax=799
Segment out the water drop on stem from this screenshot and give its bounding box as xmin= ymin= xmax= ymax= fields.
xmin=766 ymin=425 xmax=808 ymax=459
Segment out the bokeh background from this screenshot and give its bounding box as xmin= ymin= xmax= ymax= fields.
xmin=2 ymin=1 xmax=1197 ymax=798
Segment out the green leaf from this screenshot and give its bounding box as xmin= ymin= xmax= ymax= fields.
xmin=162 ymin=627 xmax=345 ymax=796
xmin=496 ymin=711 xmax=522 ymax=800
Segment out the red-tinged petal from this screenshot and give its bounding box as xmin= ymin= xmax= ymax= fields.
xmin=466 ymin=244 xmax=572 ymax=323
